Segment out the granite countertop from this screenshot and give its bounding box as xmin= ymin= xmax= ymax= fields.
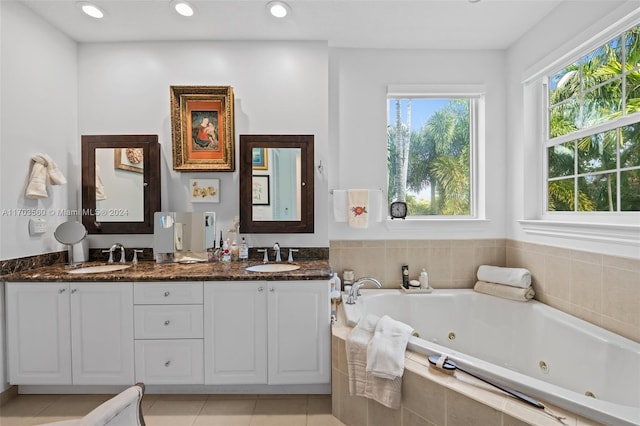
xmin=3 ymin=259 xmax=332 ymax=282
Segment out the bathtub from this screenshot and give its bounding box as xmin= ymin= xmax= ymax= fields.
xmin=341 ymin=289 xmax=640 ymax=426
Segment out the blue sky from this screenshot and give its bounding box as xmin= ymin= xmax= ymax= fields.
xmin=387 ymin=98 xmax=449 ymax=131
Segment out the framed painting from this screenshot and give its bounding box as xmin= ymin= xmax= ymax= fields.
xmin=114 ymin=148 xmax=144 ymax=173
xmin=252 ymin=147 xmax=268 ymax=170
xmin=170 ymin=85 xmax=235 ymax=172
xmin=252 ymin=175 xmax=270 ymax=205
xmin=190 ymin=178 xmax=220 ymax=203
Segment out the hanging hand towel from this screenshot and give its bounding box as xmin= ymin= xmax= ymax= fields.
xmin=348 ymin=189 xmax=369 ymax=228
xmin=25 ymin=161 xmax=48 ymax=199
xmin=366 ymin=315 xmax=414 ymax=379
xmin=332 ymin=190 xmax=348 ymax=222
xmin=41 ymin=153 xmax=66 ymax=185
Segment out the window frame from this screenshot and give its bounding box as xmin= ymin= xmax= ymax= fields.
xmin=385 ymin=84 xmax=485 ymax=221
xmin=541 ymin=22 xmax=640 ymax=219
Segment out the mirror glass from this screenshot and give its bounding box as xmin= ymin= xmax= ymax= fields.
xmin=82 ymin=135 xmax=161 ymax=234
xmin=95 ymin=148 xmax=144 ymax=222
xmin=240 ymin=135 xmax=314 ymax=233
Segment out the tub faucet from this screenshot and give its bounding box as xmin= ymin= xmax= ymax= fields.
xmin=102 ymin=243 xmax=125 ymax=263
xmin=346 ymin=277 xmax=382 ymax=305
xmin=273 ymin=242 xmax=281 ymax=262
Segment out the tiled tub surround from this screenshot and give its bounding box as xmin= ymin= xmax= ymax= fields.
xmin=330 ymin=239 xmax=639 ymax=343
xmin=331 ymin=326 xmax=605 ymax=426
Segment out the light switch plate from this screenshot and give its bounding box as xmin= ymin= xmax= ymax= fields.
xmin=29 ymin=218 xmax=47 ymax=235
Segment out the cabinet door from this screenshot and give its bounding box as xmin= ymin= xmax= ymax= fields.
xmin=204 ymin=281 xmax=267 ymax=384
xmin=6 ymin=283 xmax=72 ymax=384
xmin=267 ymin=280 xmax=330 ymax=384
xmin=70 ymin=282 xmax=134 ymax=385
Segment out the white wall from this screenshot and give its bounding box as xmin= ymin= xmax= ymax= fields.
xmin=0 ymin=0 xmax=78 ymax=393
xmin=77 ymin=40 xmax=329 ymax=249
xmin=505 ymin=1 xmax=640 ymax=258
xmin=328 ymin=48 xmax=507 ymax=240
xmin=0 ymin=1 xmax=78 ymax=260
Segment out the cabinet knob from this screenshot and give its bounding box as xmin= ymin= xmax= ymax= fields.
xmin=58 ymin=288 xmax=66 ymax=294
xmin=164 ymin=291 xmax=170 ymax=297
xmin=269 ymin=287 xmax=275 ymax=292
xmin=164 ymin=360 xmax=171 ymax=367
xmin=71 ymin=288 xmax=77 ymax=294
xmin=164 ymin=320 xmax=171 ymax=326
xmin=258 ymin=287 xmax=264 ymax=292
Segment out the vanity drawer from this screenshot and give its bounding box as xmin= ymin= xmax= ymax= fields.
xmin=134 ymin=339 xmax=203 ymax=384
xmin=134 ymin=305 xmax=203 ymax=339
xmin=134 ymin=282 xmax=203 ymax=305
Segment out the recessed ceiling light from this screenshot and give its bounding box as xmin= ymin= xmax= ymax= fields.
xmin=171 ymin=0 xmax=195 ymax=17
xmin=267 ymin=1 xmax=290 ymax=18
xmin=77 ymin=2 xmax=104 ymax=19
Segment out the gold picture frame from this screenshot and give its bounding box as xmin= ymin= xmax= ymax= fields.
xmin=114 ymin=148 xmax=144 ymax=173
xmin=170 ymin=85 xmax=235 ymax=172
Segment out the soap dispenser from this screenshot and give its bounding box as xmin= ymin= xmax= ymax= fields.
xmin=419 ymin=268 xmax=432 ymax=292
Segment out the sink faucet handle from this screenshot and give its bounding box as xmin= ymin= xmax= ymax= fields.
xmin=102 ymin=249 xmax=114 ymax=264
xmin=273 ymin=242 xmax=281 ymax=262
xmin=288 ymin=248 xmax=299 ymax=262
xmin=132 ymin=249 xmax=143 ymax=264
xmin=257 ymin=248 xmax=269 ymax=263
xmin=119 ymin=246 xmax=126 ymax=263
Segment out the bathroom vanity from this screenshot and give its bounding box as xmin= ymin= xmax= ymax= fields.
xmin=4 ymin=260 xmax=332 ymax=393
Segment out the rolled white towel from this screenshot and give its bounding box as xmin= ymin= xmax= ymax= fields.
xmin=474 ymin=281 xmax=535 ymax=302
xmin=477 ymin=265 xmax=531 ymax=288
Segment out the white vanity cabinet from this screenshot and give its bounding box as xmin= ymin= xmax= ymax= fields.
xmin=6 ymin=282 xmax=134 ymax=385
xmin=204 ymin=280 xmax=330 ymax=385
xmin=133 ymin=281 xmax=204 ymax=384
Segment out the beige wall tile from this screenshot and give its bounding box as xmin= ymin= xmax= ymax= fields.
xmin=601 ymin=266 xmax=640 ymax=327
xmin=445 ymin=390 xmax=501 ymax=426
xmin=401 ymin=370 xmax=446 ymax=426
xmin=543 ymin=255 xmax=572 ymax=301
xmin=602 ymin=254 xmax=640 ymax=272
xmin=401 ymin=407 xmax=438 ymax=426
xmin=570 ymin=260 xmax=603 ymax=313
xmin=367 ymin=399 xmax=401 ymax=426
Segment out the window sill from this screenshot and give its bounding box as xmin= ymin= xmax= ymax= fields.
xmin=518 ymin=220 xmax=640 ymax=246
xmin=384 ymin=217 xmax=490 ymax=230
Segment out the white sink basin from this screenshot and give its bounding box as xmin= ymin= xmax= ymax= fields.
xmin=245 ymin=264 xmax=300 ymax=273
xmin=68 ymin=264 xmax=132 ymax=274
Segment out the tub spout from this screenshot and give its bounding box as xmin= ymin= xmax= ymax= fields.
xmin=346 ymin=277 xmax=382 ymax=305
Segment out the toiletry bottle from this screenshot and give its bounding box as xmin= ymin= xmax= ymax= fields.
xmin=419 ymin=268 xmax=430 ymax=290
xmin=221 ymin=239 xmax=231 ymax=262
xmin=239 ymin=237 xmax=249 ymax=261
xmin=231 ymin=239 xmax=239 ymax=261
xmin=402 ymin=265 xmax=409 ymax=289
xmin=219 ymin=231 xmax=223 ymax=250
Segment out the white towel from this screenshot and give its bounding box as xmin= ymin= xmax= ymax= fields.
xmin=474 ymin=281 xmax=535 ymax=301
xmin=25 ymin=162 xmax=48 ymax=199
xmin=41 ymin=153 xmax=66 ymax=185
xmin=348 ymin=189 xmax=369 ymax=228
xmin=95 ymin=164 xmax=107 ymax=201
xmin=346 ymin=314 xmax=379 ymax=396
xmin=477 ymin=265 xmax=531 ymax=288
xmin=366 ymin=315 xmax=414 ymax=379
xmin=333 ymin=190 xmax=348 ymax=222
xmin=346 ymin=314 xmax=409 ymax=409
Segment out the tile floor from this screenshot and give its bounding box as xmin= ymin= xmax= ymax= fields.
xmin=0 ymin=393 xmax=346 ymax=426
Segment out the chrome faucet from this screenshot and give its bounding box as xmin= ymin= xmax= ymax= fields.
xmin=346 ymin=277 xmax=382 ymax=305
xmin=273 ymin=242 xmax=281 ymax=262
xmin=102 ymin=243 xmax=126 ymax=263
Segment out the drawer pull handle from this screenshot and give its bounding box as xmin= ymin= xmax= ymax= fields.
xmin=164 ymin=320 xmax=171 ymax=326
xmin=258 ymin=287 xmax=264 ymax=292
xmin=165 ymin=360 xmax=171 ymax=367
xmin=71 ymin=288 xmax=77 ymax=294
xmin=164 ymin=291 xmax=170 ymax=297
xmin=58 ymin=288 xmax=66 ymax=294
xmin=269 ymin=287 xmax=275 ymax=292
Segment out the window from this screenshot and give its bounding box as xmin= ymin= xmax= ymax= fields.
xmin=545 ymin=24 xmax=640 ymax=213
xmin=386 ymin=95 xmax=479 ymax=217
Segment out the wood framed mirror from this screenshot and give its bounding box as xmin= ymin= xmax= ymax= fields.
xmin=239 ymin=134 xmax=314 ymax=233
xmin=81 ymin=134 xmax=161 ymax=234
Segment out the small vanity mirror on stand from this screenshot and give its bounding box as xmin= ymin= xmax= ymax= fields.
xmin=54 ymin=221 xmax=87 ymax=267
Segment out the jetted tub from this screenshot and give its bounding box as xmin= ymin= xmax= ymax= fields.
xmin=342 ymin=289 xmax=640 ymax=426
